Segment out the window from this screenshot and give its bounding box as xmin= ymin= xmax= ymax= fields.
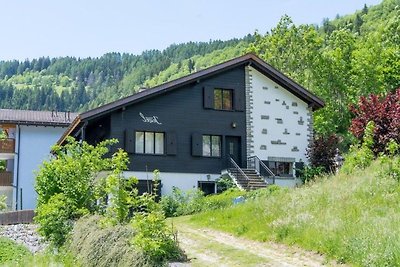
xmin=214 ymin=89 xmax=233 ymax=110
xmin=202 ymin=135 xmax=221 ymax=157
xmin=267 ymin=161 xmax=293 ymax=177
xmin=135 ymin=131 xmax=164 ymax=154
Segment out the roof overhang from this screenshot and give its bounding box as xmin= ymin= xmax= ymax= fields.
xmin=57 ymin=53 xmax=325 ymax=145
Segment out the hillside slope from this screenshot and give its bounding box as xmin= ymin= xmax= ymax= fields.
xmin=188 ymin=159 xmax=400 ymax=266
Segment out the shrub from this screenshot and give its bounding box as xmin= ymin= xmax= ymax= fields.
xmin=35 ymin=193 xmax=84 ymax=247
xmin=0 ymin=195 xmax=6 ymax=211
xmin=297 ymin=165 xmax=326 ymax=183
xmin=35 ymin=138 xmax=132 ymax=246
xmin=160 ymin=188 xmax=204 ymax=217
xmin=380 ymin=140 xmax=400 ymax=181
xmin=306 ymin=134 xmax=339 ymax=173
xmin=131 ymin=211 xmax=183 ymax=264
xmin=68 ymin=215 xmax=150 ymax=267
xmin=342 ymin=121 xmax=375 ymax=174
xmin=216 ymin=176 xmax=236 ymax=192
xmin=0 ymin=237 xmax=31 ymax=264
xmin=350 ymin=88 xmax=400 ymax=155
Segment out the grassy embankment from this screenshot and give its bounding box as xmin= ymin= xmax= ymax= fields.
xmin=186 ymin=160 xmax=400 ymax=266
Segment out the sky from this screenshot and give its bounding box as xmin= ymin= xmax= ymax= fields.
xmin=0 ymin=0 xmax=382 ymax=61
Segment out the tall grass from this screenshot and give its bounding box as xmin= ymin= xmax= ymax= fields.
xmin=190 ymin=159 xmax=400 ymax=266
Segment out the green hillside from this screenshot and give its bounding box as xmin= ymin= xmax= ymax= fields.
xmin=188 ymin=157 xmax=400 ymax=266
xmin=0 ymin=0 xmax=399 ymax=138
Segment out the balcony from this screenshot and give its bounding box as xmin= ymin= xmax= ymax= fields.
xmin=0 ymin=139 xmax=15 ymax=159
xmin=0 ymin=171 xmax=13 ymax=186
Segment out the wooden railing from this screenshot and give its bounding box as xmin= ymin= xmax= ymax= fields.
xmin=0 ymin=171 xmax=13 ymax=186
xmin=0 ymin=139 xmax=15 ymax=154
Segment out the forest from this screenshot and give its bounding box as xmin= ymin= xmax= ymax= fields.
xmin=0 ymin=0 xmax=399 ymax=140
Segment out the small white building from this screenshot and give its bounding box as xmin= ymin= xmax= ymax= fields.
xmin=0 ymin=109 xmax=76 ymax=210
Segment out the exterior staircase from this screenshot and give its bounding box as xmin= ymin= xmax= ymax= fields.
xmin=228 ymin=168 xmax=268 ymax=190
xmin=226 ymin=156 xmax=274 ymax=191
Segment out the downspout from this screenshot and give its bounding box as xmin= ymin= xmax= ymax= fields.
xmin=15 ymin=125 xmax=21 ymax=210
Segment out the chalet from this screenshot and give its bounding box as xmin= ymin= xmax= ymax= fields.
xmin=0 ymin=109 xmax=77 ymax=210
xmin=58 ymin=54 xmax=324 ymax=195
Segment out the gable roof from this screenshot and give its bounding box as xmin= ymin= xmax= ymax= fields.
xmin=0 ymin=109 xmax=77 ymax=127
xmin=58 ymin=53 xmax=324 ymax=144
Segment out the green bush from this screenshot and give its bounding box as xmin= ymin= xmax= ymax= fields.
xmin=0 ymin=237 xmax=31 ymax=264
xmin=160 ymin=188 xmax=204 ymax=217
xmin=161 ymin=187 xmax=247 ymax=217
xmin=216 ymin=176 xmax=237 ymax=192
xmin=0 ymin=195 xmax=7 ymax=211
xmin=297 ymin=165 xmax=326 ymax=183
xmin=341 ymin=121 xmax=375 ymax=174
xmin=68 ymin=215 xmax=150 ymax=267
xmin=131 ymin=211 xmax=183 ymax=264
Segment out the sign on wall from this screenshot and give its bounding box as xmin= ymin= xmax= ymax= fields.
xmin=139 ymin=112 xmax=162 ymax=125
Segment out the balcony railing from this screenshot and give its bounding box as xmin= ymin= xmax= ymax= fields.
xmin=0 ymin=171 xmax=13 ymax=186
xmin=0 ymin=139 xmax=15 ymax=154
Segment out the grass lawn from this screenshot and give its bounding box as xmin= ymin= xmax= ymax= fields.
xmin=188 ymin=160 xmax=400 ymax=266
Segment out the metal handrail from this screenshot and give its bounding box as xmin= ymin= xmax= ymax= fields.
xmin=247 ymin=155 xmax=276 ymax=184
xmin=228 ymin=156 xmax=250 ymax=189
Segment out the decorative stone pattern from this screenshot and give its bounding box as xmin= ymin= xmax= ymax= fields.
xmin=0 ymin=224 xmax=47 ymax=253
xmin=271 ymin=139 xmax=286 ymax=145
xmin=245 ymin=66 xmax=254 ymax=156
xmin=261 ymin=115 xmax=270 ymax=120
xmin=262 ymin=86 xmax=268 ymax=90
xmin=247 ymin=66 xmax=312 ymax=171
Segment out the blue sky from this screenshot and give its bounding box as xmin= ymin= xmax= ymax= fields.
xmin=1 ymin=0 xmax=381 ymax=61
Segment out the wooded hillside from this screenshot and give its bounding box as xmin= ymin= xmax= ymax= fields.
xmin=0 ymin=0 xmax=398 ymax=138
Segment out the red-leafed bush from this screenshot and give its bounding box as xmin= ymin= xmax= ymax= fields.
xmin=306 ymin=134 xmax=339 ymax=173
xmin=350 ymin=89 xmax=400 ymax=155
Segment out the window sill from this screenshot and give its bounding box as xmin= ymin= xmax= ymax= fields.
xmin=134 ymin=153 xmax=167 ymax=157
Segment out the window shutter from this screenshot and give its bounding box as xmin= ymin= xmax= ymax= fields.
xmin=203 ymin=86 xmax=214 ymax=109
xmin=234 ymin=89 xmax=245 ymax=111
xmin=191 ymin=133 xmax=202 ymax=156
xmin=124 ymin=130 xmax=135 ymax=153
xmin=166 ymin=132 xmax=177 ymax=155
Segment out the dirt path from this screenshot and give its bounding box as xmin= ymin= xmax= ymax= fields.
xmin=169 ymin=217 xmax=342 ymax=267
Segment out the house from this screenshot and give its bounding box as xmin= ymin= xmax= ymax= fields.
xmin=58 ymin=54 xmax=324 ymax=195
xmin=0 ymin=109 xmax=77 ymax=210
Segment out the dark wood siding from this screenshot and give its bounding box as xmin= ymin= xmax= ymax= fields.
xmin=106 ymin=66 xmax=246 ymax=174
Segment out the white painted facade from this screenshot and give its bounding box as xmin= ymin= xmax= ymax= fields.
xmin=14 ymin=126 xmax=67 ymax=210
xmin=246 ymin=66 xmax=312 ymax=186
xmin=124 ymin=171 xmax=220 ymax=195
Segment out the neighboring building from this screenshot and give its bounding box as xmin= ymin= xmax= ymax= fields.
xmin=0 ymin=109 xmax=77 ymax=210
xmin=59 ymin=54 xmax=324 ymax=195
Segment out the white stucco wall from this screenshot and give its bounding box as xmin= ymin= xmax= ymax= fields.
xmin=246 ymin=66 xmax=313 ymax=183
xmin=123 ymin=171 xmax=220 ymax=195
xmin=15 ymin=125 xmax=66 ymax=210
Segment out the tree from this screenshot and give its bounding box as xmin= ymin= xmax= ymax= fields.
xmin=35 ymin=137 xmax=119 ymax=245
xmin=349 ymin=89 xmax=400 ymax=155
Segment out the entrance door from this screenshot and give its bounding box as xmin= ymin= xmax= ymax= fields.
xmin=225 ymin=136 xmax=241 ymax=167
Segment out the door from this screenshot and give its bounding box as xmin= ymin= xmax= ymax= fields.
xmin=225 ymin=136 xmax=241 ymax=167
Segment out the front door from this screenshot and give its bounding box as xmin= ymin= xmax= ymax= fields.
xmin=225 ymin=136 xmax=241 ymax=167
